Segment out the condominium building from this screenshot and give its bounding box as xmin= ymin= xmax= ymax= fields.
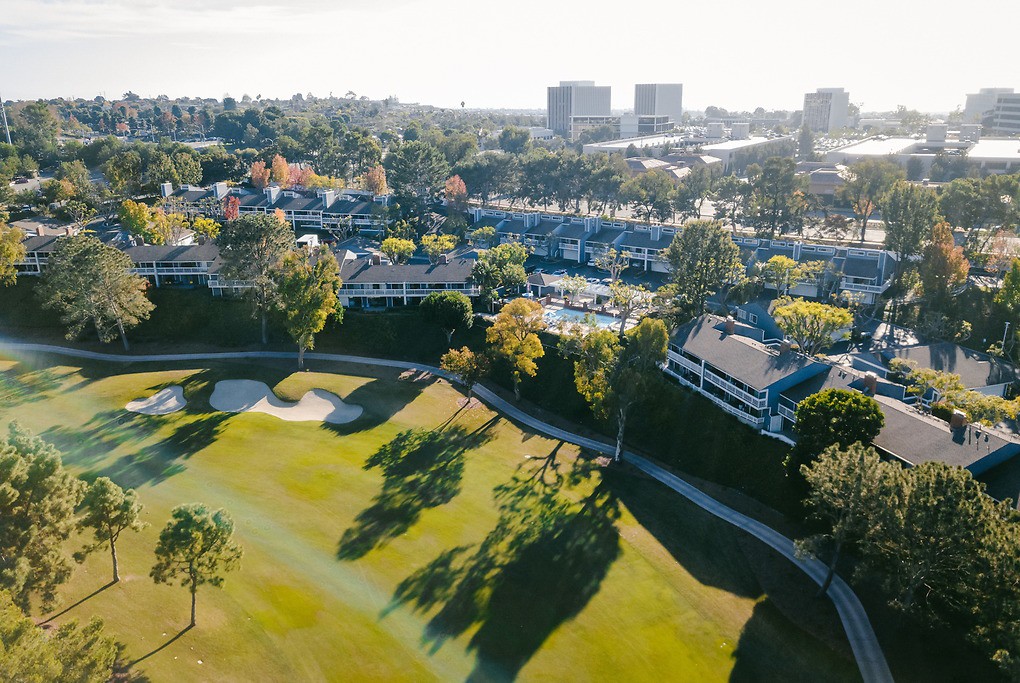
xmin=161 ymin=182 xmax=387 ymax=234
xmin=547 ymin=81 xmax=611 ymax=136
xmin=964 ymin=88 xmax=1014 ymax=124
xmin=634 ymin=83 xmax=683 ymax=125
xmin=802 ymin=88 xmax=850 ymax=134
xmin=337 ymin=255 xmax=479 ymax=308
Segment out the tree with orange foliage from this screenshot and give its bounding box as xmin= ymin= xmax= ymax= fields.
xmin=920 ymin=221 xmax=969 ymax=312
xmin=250 ymin=161 xmax=270 ymax=189
xmin=288 ymin=164 xmax=314 ymax=188
xmin=271 ymin=155 xmax=290 ymax=188
xmin=223 ymin=195 xmax=240 ymax=221
xmin=362 ymin=165 xmax=388 ymax=195
xmin=445 ymin=175 xmax=468 ymax=213
xmin=274 ymin=208 xmax=288 ymax=226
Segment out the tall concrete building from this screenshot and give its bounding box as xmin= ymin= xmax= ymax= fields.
xmin=634 ymin=83 xmax=683 ymax=125
xmin=546 ymin=81 xmax=611 ymax=136
xmin=990 ymin=93 xmax=1020 ymax=135
xmin=802 ymin=87 xmax=850 ymax=133
xmin=965 ymin=88 xmax=1015 ymax=124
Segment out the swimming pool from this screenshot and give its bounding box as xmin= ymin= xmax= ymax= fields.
xmin=543 ymin=308 xmax=621 ymax=330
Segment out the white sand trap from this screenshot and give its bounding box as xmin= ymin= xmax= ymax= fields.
xmin=126 ymin=386 xmax=187 ymax=415
xmin=209 ymin=380 xmax=363 ymax=424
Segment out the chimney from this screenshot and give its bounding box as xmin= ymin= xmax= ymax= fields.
xmin=950 ymin=410 xmax=968 ymax=431
xmin=650 ymin=225 xmax=662 ymax=242
xmin=264 ymin=186 xmax=281 ymax=205
xmin=724 ymin=316 xmax=735 ymax=335
xmin=438 ymin=253 xmax=449 ymax=265
xmin=863 ymin=371 xmax=878 ymax=395
xmin=371 ymin=253 xmax=381 ymax=266
xmin=160 ymin=182 xmax=173 ymax=198
xmin=320 ymin=189 xmax=336 ymax=209
xmin=212 ymin=182 xmax=229 ymax=199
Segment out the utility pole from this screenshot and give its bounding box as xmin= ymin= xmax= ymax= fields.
xmin=1003 ymin=320 xmax=1011 ymax=348
xmin=0 ymin=92 xmax=11 ymax=145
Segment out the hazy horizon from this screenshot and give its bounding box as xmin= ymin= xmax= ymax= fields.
xmin=2 ymin=0 xmax=1017 ymax=114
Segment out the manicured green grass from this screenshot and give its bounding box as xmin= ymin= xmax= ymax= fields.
xmin=0 ymin=352 xmax=856 ymax=682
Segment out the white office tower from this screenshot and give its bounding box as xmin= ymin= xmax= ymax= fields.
xmin=547 ymin=81 xmax=612 ymax=136
xmin=990 ymin=93 xmax=1020 ymax=135
xmin=802 ymin=88 xmax=850 ymax=133
xmin=964 ymin=88 xmax=1014 ymax=124
xmin=634 ymin=84 xmax=684 ymax=125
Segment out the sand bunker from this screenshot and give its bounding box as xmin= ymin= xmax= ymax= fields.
xmin=126 ymin=386 xmax=187 ymax=415
xmin=209 ymin=380 xmax=363 ymax=424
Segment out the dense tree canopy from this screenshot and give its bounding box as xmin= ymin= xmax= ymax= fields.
xmin=0 ymin=423 xmax=85 ymax=612
xmin=39 ymin=234 xmax=154 ymax=350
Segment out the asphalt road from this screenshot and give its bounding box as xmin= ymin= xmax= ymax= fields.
xmin=0 ymin=341 xmax=894 ymax=683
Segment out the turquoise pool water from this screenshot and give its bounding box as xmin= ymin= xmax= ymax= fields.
xmin=543 ymin=308 xmax=621 ymax=329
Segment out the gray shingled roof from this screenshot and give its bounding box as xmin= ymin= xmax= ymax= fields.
xmin=124 ymin=244 xmax=221 ymax=263
xmin=619 ymin=230 xmax=673 ymax=250
xmin=587 ymin=227 xmax=625 ymax=245
xmin=21 ymin=235 xmax=63 ymax=253
xmin=872 ymin=395 xmax=1020 ymax=470
xmin=339 ymin=258 xmax=475 ymax=284
xmin=526 ymin=219 xmax=564 ymax=237
xmin=881 ymin=343 xmax=1020 ymax=389
xmin=671 ymin=315 xmax=824 ymax=391
xmin=556 ymin=224 xmax=590 ymax=240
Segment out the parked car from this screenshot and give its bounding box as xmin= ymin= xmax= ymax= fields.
xmin=553 ymin=269 xmax=568 ymax=276
xmin=533 ymin=268 xmax=545 ymax=274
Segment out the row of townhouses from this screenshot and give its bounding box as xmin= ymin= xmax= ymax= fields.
xmin=161 ymin=182 xmax=387 ymax=233
xmin=16 ymin=235 xmax=477 ymax=307
xmin=665 ymin=313 xmax=1020 ymax=475
xmin=472 ymin=209 xmax=897 ymax=304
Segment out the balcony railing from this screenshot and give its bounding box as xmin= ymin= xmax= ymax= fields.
xmin=666 ymin=351 xmax=702 ymax=375
xmin=778 ymin=404 xmax=797 ymax=422
xmin=702 ymin=369 xmax=767 ymax=408
xmin=839 ymin=278 xmax=889 ymax=294
xmin=340 ymin=287 xmax=481 ymax=298
xmin=705 ymin=394 xmax=766 ymax=427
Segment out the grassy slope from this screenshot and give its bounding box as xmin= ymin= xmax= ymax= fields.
xmin=0 ymin=353 xmax=856 ymax=683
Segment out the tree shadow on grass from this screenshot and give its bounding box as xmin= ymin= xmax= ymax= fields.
xmin=0 ymin=362 xmax=67 ymax=407
xmin=39 ymin=581 xmax=116 ymax=625
xmin=728 ymin=599 xmax=858 ymax=682
xmin=602 ymin=465 xmax=762 ymax=599
xmin=44 ymin=369 xmax=231 ymax=489
xmin=389 ymin=450 xmax=622 ymax=682
xmin=128 ymin=625 xmax=193 ymax=667
xmin=319 ymin=375 xmax=437 ymax=437
xmin=337 ymin=417 xmax=498 ymax=560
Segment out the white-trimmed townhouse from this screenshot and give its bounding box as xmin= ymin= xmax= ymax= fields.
xmin=665 ymin=314 xmax=830 ymax=431
xmin=337 ymin=255 xmax=479 ymax=308
xmin=617 ymin=224 xmax=674 ymax=273
xmin=123 ymin=244 xmax=221 ymax=288
xmin=15 ymin=235 xmax=62 ymax=275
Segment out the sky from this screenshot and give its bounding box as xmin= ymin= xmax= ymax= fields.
xmin=2 ymin=0 xmax=1018 ymax=114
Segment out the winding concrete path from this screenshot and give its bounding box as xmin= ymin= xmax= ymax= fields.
xmin=0 ymin=342 xmax=892 ymax=683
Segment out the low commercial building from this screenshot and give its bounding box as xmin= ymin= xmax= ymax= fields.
xmin=700 ymin=136 xmax=797 ymax=174
xmin=826 ymin=130 xmax=1020 ymax=176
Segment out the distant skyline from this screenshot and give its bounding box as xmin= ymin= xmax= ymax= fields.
xmin=2 ymin=0 xmax=1018 ymax=114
